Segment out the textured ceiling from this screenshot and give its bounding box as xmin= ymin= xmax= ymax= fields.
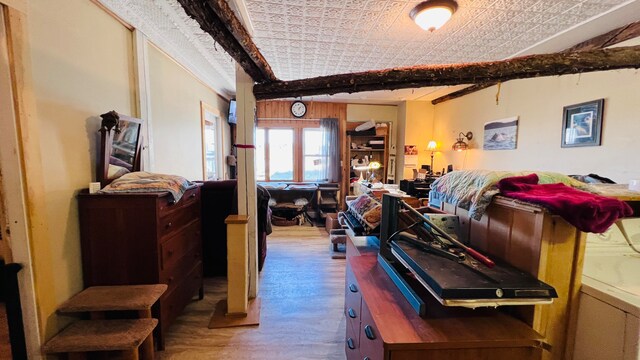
xmin=99 ymin=0 xmax=237 ymax=96
xmin=244 ymin=0 xmax=632 ymax=81
xmin=100 ymin=0 xmax=640 ymax=102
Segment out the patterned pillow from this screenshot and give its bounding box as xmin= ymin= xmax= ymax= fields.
xmin=349 ymin=194 xmax=382 ymax=230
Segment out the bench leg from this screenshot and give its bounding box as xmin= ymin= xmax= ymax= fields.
xmin=122 ymin=348 xmax=140 ymax=360
xmin=139 ymin=333 xmax=155 ymax=360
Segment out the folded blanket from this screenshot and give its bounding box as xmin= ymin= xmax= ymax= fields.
xmin=430 ymin=170 xmax=591 ymax=220
xmin=498 ymin=174 xmax=633 ymax=233
xmin=101 ymin=171 xmax=192 ymax=202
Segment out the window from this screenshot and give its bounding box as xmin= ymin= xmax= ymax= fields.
xmin=201 ymin=101 xmax=222 ymax=180
xmin=268 ymin=129 xmax=294 ymax=181
xmin=303 ymin=128 xmax=323 ymax=181
xmin=255 ymin=128 xmax=294 ymax=181
xmin=256 ymin=124 xmax=324 ymax=182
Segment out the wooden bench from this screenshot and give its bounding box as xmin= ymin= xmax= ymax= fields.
xmin=43 ymin=319 xmax=157 ymax=360
xmin=52 ymin=284 xmax=167 ymax=358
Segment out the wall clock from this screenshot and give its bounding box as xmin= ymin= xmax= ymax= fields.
xmin=291 ymin=101 xmax=307 ymax=118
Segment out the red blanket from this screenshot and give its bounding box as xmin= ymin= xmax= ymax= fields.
xmin=497 ymin=174 xmax=633 ymax=233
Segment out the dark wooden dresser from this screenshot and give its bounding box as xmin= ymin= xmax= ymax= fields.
xmin=344 ymin=233 xmax=545 ymax=360
xmin=78 ymin=185 xmax=203 ymax=349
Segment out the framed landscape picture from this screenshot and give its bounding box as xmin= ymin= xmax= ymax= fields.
xmin=483 ymin=116 xmax=519 ymax=150
xmin=561 ymin=99 xmax=604 ymax=148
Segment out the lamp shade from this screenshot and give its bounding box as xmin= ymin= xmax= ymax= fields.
xmin=427 ymin=140 xmax=438 ymax=151
xmin=410 ymin=0 xmax=458 ymax=31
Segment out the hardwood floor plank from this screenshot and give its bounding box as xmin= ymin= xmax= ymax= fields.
xmin=159 ymin=226 xmax=347 ymax=359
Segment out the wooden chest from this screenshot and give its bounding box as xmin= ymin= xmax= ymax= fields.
xmin=77 ymin=185 xmax=203 ymax=349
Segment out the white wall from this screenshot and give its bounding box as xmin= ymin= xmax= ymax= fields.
xmin=27 ymin=0 xmax=134 ymax=337
xmin=433 ymin=63 xmax=640 ymax=183
xmin=395 ymin=101 xmax=435 ymax=180
xmin=148 ymin=45 xmax=230 ymax=180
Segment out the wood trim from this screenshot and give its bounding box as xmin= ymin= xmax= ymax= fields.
xmin=1 ymin=5 xmax=43 ymax=357
xmin=225 ymin=215 xmax=250 ymax=224
xmin=133 ymin=30 xmax=153 ymax=171
xmin=256 ymin=101 xmax=347 ymax=188
xmin=432 ymin=21 xmax=640 ymax=105
xmin=89 ymin=0 xmax=134 ymax=30
xmin=0 ymin=0 xmax=24 ymax=13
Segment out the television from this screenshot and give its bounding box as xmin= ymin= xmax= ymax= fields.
xmin=228 ymin=99 xmax=237 ymax=124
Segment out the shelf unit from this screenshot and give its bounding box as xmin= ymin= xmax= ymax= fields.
xmin=347 ymin=132 xmax=388 ymax=189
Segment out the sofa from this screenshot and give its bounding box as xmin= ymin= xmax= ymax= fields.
xmin=199 ymin=180 xmax=271 ymax=276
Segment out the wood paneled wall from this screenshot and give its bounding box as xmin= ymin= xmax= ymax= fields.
xmin=256 ymin=100 xmax=348 ymax=208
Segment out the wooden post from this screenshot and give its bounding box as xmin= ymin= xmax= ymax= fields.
xmin=236 ymin=64 xmax=259 ymax=299
xmin=225 ymin=215 xmax=249 ymax=315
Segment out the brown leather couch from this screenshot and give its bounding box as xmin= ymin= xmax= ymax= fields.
xmin=199 ymin=180 xmax=271 ymax=276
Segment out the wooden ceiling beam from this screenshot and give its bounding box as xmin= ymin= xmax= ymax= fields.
xmin=431 ymin=20 xmax=640 ymax=105
xmin=177 ymin=0 xmax=277 ymax=83
xmin=253 ymin=45 xmax=640 ymax=100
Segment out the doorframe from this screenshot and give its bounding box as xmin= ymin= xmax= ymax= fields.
xmin=0 ymin=3 xmax=43 ymax=358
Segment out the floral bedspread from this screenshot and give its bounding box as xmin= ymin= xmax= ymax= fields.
xmin=101 ymin=171 xmax=192 ymax=202
xmin=429 ymin=170 xmax=591 ymax=220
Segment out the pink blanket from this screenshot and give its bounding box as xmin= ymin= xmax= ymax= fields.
xmin=497 ymin=174 xmax=632 ymax=233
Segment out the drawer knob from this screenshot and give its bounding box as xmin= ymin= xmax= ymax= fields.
xmin=167 ymin=276 xmax=174 ymax=283
xmin=347 ymin=308 xmax=357 ymax=319
xmin=349 ymin=283 xmax=358 ymax=293
xmin=364 ymin=325 xmax=376 ymax=340
xmin=165 ymin=222 xmax=172 ymax=229
xmin=364 ymin=357 xmax=371 ymax=360
xmin=168 ymin=250 xmax=174 ymax=256
xmin=346 ymin=338 xmax=355 ymax=350
xmin=189 ymin=193 xmax=196 ymax=198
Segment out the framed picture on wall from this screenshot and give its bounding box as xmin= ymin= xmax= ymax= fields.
xmin=561 ymin=99 xmax=604 ymax=148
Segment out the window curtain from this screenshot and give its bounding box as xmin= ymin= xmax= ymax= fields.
xmin=320 ymin=118 xmax=340 ymax=183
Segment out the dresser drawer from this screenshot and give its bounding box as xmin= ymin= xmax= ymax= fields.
xmin=345 ymin=321 xmax=360 ymax=360
xmin=160 ymin=246 xmax=202 ymax=294
xmin=159 ymin=262 xmax=203 ymax=332
xmin=345 ymin=265 xmax=362 ymax=330
xmin=158 ymin=201 xmax=200 ymax=240
xmin=158 ymin=186 xmax=200 ymax=215
xmin=359 ymin=301 xmax=384 ymax=360
xmin=160 ymin=220 xmax=201 ymax=271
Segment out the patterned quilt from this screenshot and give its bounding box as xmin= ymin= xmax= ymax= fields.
xmin=429 ymin=170 xmax=592 ymax=220
xmin=101 ymin=171 xmax=192 ymax=202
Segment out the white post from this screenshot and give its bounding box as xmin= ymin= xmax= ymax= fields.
xmin=235 ymin=64 xmax=258 ymax=298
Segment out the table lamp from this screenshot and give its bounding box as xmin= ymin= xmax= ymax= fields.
xmin=427 ymin=140 xmax=437 ymax=175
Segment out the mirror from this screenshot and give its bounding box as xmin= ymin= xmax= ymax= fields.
xmin=97 ymin=111 xmax=143 ymax=187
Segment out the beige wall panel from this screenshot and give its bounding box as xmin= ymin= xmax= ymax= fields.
xmin=27 ymin=0 xmax=134 ymax=337
xmin=401 ymin=101 xmax=435 ymax=179
xmin=148 ymin=45 xmax=230 ymax=180
xmin=433 ymin=65 xmax=640 ymax=183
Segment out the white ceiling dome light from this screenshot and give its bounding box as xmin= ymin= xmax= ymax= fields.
xmin=410 ymin=0 xmax=458 ymax=32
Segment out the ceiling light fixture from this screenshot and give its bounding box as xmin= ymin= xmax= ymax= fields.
xmin=410 ymin=0 xmax=458 ymax=32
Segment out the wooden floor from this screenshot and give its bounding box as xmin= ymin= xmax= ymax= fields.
xmin=159 ymin=225 xmax=347 ymax=359
xmin=0 ymin=303 xmax=10 ymax=360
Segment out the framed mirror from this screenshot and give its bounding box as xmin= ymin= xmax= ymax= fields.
xmin=97 ymin=111 xmax=143 ymax=187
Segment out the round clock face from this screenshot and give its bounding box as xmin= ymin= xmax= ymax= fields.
xmin=291 ymin=101 xmax=307 ymax=118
